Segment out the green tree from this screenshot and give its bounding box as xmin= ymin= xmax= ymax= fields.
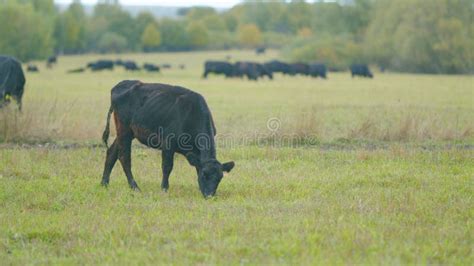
xmin=365 ymin=0 xmax=473 ymax=73
xmin=159 ymin=19 xmax=190 ymax=51
xmin=54 ymin=0 xmax=86 ymax=53
xmin=98 ymin=32 xmax=127 ymax=53
xmin=0 ymin=3 xmax=53 ymax=61
xmin=141 ymin=23 xmax=161 ymax=51
xmin=238 ymin=23 xmax=262 ymax=48
xmin=187 ymin=22 xmax=210 ymax=48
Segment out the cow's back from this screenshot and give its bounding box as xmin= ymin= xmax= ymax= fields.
xmin=111 ymin=81 xmax=214 ymax=147
xmin=0 ymin=56 xmax=25 ymax=97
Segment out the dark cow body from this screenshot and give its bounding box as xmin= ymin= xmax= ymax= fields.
xmin=143 ymin=63 xmax=160 ymax=72
xmin=350 ymin=64 xmax=373 ymax=78
xmin=88 ymin=60 xmax=114 ymax=71
xmin=123 ymin=61 xmax=140 ymax=71
xmin=290 ymin=63 xmax=310 ymax=76
xmin=101 ymin=80 xmax=235 ymax=197
xmin=27 ymin=64 xmax=39 ymax=72
xmin=203 ymin=61 xmax=235 ymax=78
xmin=309 ymin=63 xmax=327 ymax=79
xmin=264 ymin=60 xmax=291 ymax=75
xmin=0 ymin=56 xmax=25 ymax=110
xmin=46 ymin=56 xmax=57 ymax=68
xmin=255 ymin=47 xmax=266 ymax=55
xmin=235 ymin=61 xmax=272 ymax=80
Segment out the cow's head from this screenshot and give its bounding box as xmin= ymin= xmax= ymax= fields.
xmin=186 ymin=153 xmax=235 ymax=198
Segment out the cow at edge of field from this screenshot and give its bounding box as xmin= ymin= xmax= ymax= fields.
xmin=264 ymin=60 xmax=291 ymax=75
xmin=234 ymin=61 xmax=259 ymax=80
xmin=290 ymin=63 xmax=310 ymax=76
xmin=255 ymin=47 xmax=266 ymax=55
xmin=235 ymin=62 xmax=273 ymax=80
xmin=143 ymin=63 xmax=160 ymax=72
xmin=350 ymin=64 xmax=373 ymax=78
xmin=101 ymin=80 xmax=235 ymax=197
xmin=203 ymin=61 xmax=235 ymax=78
xmin=46 ymin=55 xmax=57 ymax=68
xmin=0 ymin=55 xmax=25 ymax=110
xmin=123 ymin=61 xmax=140 ymax=71
xmin=88 ymin=60 xmax=114 ymax=71
xmin=27 ymin=64 xmax=39 ymax=73
xmin=309 ymin=63 xmax=327 ymax=79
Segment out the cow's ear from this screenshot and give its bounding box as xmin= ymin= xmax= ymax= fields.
xmin=222 ymin=161 xmax=235 ymax=173
xmin=186 ymin=153 xmax=201 ymax=167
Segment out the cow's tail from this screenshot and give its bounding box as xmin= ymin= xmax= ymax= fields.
xmin=102 ymin=105 xmax=113 ymax=148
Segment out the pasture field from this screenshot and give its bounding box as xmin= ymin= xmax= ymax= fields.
xmin=0 ymin=50 xmax=473 ymax=264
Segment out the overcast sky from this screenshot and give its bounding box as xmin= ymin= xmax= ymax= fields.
xmin=54 ymin=0 xmax=243 ymax=8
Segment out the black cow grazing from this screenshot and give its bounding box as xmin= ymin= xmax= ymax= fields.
xmin=101 ymin=80 xmax=235 ymax=197
xmin=290 ymin=63 xmax=310 ymax=76
xmin=123 ymin=61 xmax=140 ymax=71
xmin=88 ymin=60 xmax=114 ymax=71
xmin=67 ymin=67 xmax=85 ymax=73
xmin=0 ymin=56 xmax=25 ymax=110
xmin=143 ymin=63 xmax=160 ymax=72
xmin=203 ymin=61 xmax=235 ymax=78
xmin=309 ymin=64 xmax=327 ymax=79
xmin=256 ymin=63 xmax=273 ymax=80
xmin=234 ymin=61 xmax=259 ymax=80
xmin=264 ymin=60 xmax=291 ymax=75
xmin=350 ymin=64 xmax=373 ymax=78
xmin=255 ymin=47 xmax=266 ymax=55
xmin=46 ymin=56 xmax=57 ymax=68
xmin=27 ymin=64 xmax=39 ymax=73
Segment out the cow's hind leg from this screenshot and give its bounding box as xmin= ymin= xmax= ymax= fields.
xmin=161 ymin=150 xmax=174 ymax=192
xmin=101 ymin=139 xmax=119 ymax=186
xmin=118 ymin=136 xmax=140 ymax=191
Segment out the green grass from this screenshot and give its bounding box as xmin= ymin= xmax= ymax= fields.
xmin=0 ymin=50 xmax=473 ymax=264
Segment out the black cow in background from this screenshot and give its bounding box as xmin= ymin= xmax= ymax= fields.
xmin=290 ymin=63 xmax=309 ymax=76
xmin=27 ymin=64 xmax=39 ymax=73
xmin=234 ymin=62 xmax=259 ymax=80
xmin=101 ymin=80 xmax=235 ymax=197
xmin=264 ymin=60 xmax=291 ymax=75
xmin=256 ymin=63 xmax=273 ymax=80
xmin=255 ymin=47 xmax=266 ymax=55
xmin=203 ymin=61 xmax=235 ymax=78
xmin=350 ymin=64 xmax=373 ymax=78
xmin=88 ymin=60 xmax=114 ymax=71
xmin=123 ymin=61 xmax=140 ymax=71
xmin=46 ymin=55 xmax=57 ymax=68
xmin=0 ymin=56 xmax=25 ymax=110
xmin=143 ymin=63 xmax=160 ymax=72
xmin=309 ymin=64 xmax=327 ymax=79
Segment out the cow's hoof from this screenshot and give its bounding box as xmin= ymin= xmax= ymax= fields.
xmin=162 ymin=188 xmax=168 ymax=192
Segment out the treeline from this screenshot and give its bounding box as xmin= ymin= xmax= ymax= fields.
xmin=0 ymin=0 xmax=472 ymax=74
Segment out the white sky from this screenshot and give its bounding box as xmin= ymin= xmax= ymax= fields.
xmin=54 ymin=0 xmax=243 ymax=8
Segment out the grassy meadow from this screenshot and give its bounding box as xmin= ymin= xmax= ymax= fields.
xmin=0 ymin=50 xmax=473 ymax=264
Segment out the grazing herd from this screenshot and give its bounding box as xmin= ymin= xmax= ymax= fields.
xmin=1 ymin=52 xmax=378 ymax=197
xmin=203 ymin=60 xmax=370 ymax=80
xmin=83 ymin=59 xmax=162 ymax=73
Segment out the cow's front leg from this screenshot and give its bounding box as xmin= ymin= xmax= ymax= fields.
xmin=161 ymin=150 xmax=174 ymax=192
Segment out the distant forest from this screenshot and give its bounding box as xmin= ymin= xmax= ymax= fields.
xmin=0 ymin=0 xmax=472 ymax=73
